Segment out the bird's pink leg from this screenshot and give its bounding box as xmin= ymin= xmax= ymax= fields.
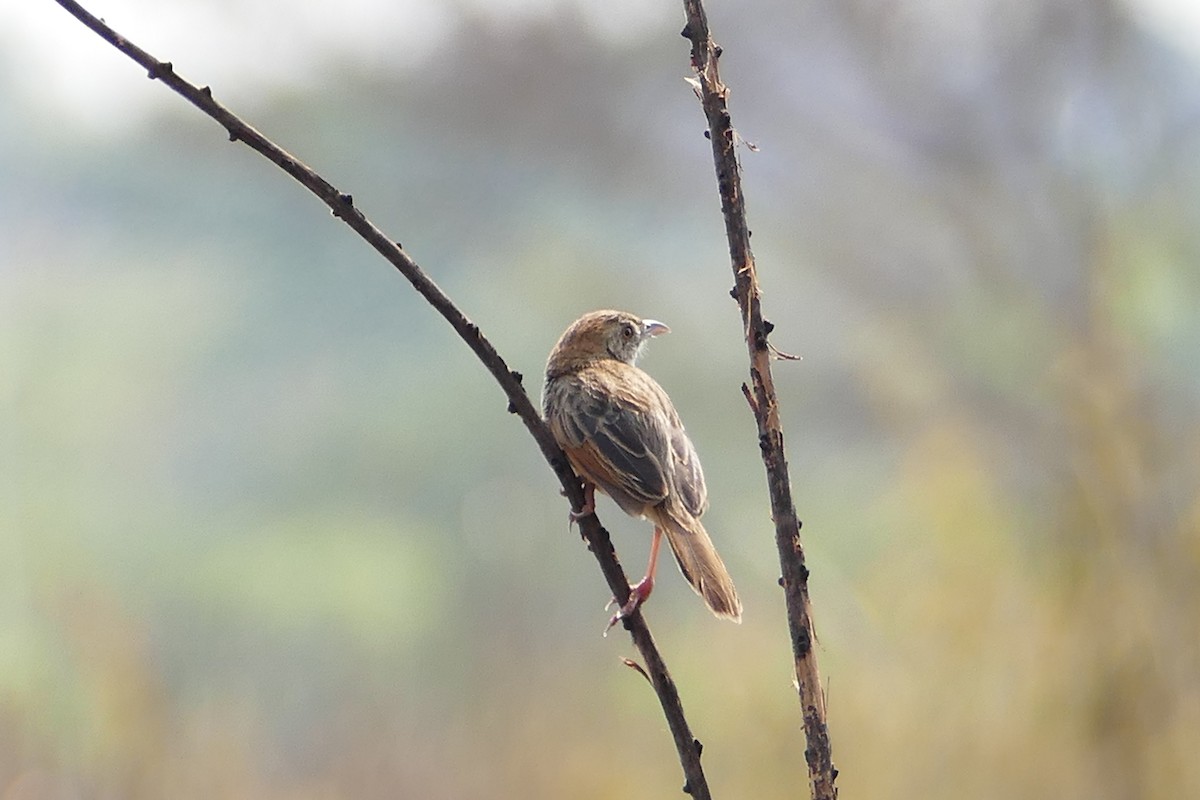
xmin=605 ymin=526 xmax=663 ymax=634
xmin=568 ymin=481 xmax=596 ymax=524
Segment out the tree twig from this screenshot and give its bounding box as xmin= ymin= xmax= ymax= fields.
xmin=50 ymin=1 xmax=713 ymax=796
xmin=680 ymin=2 xmax=838 ymax=798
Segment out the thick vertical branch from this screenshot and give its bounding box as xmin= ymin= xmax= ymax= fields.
xmin=680 ymin=2 xmax=838 ymax=798
xmin=50 ymin=1 xmax=712 ymax=796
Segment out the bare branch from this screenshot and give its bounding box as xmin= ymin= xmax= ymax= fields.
xmin=680 ymin=2 xmax=838 ymax=798
xmin=51 ymin=0 xmax=713 ymax=796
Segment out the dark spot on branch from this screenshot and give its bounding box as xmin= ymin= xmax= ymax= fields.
xmin=693 ymin=738 xmax=703 ymax=756
xmin=682 ymin=782 xmax=692 ymax=796
xmin=762 ymin=319 xmax=775 ymax=335
xmin=795 ymin=623 xmax=812 ymax=657
xmin=394 ymin=241 xmax=403 ymax=249
xmin=147 ymin=61 xmax=172 ymax=80
xmin=339 ymin=193 xmax=354 ymax=207
xmin=714 ymin=45 xmax=723 ymax=58
xmin=799 ymin=563 xmax=810 ymax=582
xmin=227 ymin=129 xmax=240 ymax=143
xmin=758 ymin=432 xmax=771 ymax=453
xmin=729 ymin=285 xmax=737 ymax=299
xmin=778 ymin=576 xmax=785 ymax=587
xmin=510 ymin=370 xmax=524 ymax=385
xmin=753 ymin=328 xmax=769 ymax=351
xmin=506 ymin=400 xmax=518 ymax=414
xmin=680 ymin=22 xmax=693 ymax=40
xmin=703 ymin=129 xmax=711 ymax=140
xmin=200 ymin=86 xmax=212 ymax=99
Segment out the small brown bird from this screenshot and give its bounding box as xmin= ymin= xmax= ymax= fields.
xmin=543 ymin=309 xmax=742 ymax=626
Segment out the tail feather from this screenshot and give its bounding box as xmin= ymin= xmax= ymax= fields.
xmin=655 ymin=512 xmax=742 ymax=622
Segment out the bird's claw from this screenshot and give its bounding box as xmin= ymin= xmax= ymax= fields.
xmin=568 ymin=482 xmax=597 ymax=528
xmin=568 ymin=505 xmax=594 ymax=525
xmin=602 ymin=577 xmax=654 ymax=637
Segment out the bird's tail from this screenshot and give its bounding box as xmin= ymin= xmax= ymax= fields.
xmin=656 ymin=511 xmax=742 ymax=623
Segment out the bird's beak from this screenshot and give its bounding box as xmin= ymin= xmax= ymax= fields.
xmin=642 ymin=319 xmax=670 ymax=338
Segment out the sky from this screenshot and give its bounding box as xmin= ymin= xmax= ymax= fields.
xmin=3 ymin=0 xmax=674 ymax=136
xmin=8 ymin=0 xmax=1197 ymax=136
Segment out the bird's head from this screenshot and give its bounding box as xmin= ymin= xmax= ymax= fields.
xmin=546 ymin=309 xmax=670 ymax=376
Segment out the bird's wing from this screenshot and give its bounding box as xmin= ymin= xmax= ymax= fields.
xmin=552 ymin=380 xmax=670 ymax=509
xmin=669 ymin=424 xmax=709 ymax=517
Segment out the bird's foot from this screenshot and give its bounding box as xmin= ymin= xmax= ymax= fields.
xmin=603 ymin=576 xmax=655 ymax=636
xmin=567 ymin=502 xmax=594 ymax=524
xmin=567 ymin=483 xmax=597 ymax=526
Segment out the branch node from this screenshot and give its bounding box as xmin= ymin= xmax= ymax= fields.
xmin=146 ymin=61 xmax=172 ymax=80
xmin=331 ymin=193 xmax=355 ymax=220
xmin=753 ymin=327 xmax=769 ymax=352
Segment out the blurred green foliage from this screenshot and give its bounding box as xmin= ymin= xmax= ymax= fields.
xmin=3 ymin=0 xmax=1199 ymax=797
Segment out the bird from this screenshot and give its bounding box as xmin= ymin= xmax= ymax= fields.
xmin=542 ymin=309 xmax=742 ymax=628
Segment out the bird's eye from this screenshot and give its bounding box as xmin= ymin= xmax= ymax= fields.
xmin=622 ymin=323 xmax=636 ymax=339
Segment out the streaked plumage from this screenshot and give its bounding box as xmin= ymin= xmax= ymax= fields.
xmin=543 ymin=310 xmax=741 ymax=623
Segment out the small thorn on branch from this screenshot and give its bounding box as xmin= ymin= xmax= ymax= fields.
xmin=740 ymin=382 xmax=758 ymax=414
xmin=768 ymin=342 xmax=803 ymax=361
xmin=621 ymin=657 xmax=652 ymax=684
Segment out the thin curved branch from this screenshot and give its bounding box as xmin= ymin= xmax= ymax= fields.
xmin=680 ymin=2 xmax=838 ymax=798
xmin=50 ymin=1 xmax=711 ymax=796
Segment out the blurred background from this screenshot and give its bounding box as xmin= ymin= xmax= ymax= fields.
xmin=3 ymin=0 xmax=1199 ymax=797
